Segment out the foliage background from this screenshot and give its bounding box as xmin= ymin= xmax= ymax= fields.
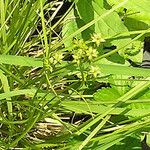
xmin=1 ymin=0 xmax=150 ymax=149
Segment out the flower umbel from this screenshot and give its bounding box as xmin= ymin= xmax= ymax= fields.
xmin=86 ymin=46 xmax=98 ymax=60
xmin=89 ymin=66 xmax=100 ymax=78
xmin=73 ymin=53 xmax=81 ymax=65
xmin=74 ymin=39 xmax=88 ymax=49
xmin=91 ymin=33 xmax=105 ymax=46
xmin=53 ymin=52 xmax=64 ymax=64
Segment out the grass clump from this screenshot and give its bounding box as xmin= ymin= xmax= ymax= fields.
xmin=1 ymin=0 xmax=150 ymax=149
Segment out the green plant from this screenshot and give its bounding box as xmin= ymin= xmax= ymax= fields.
xmin=1 ymin=0 xmax=150 ymax=149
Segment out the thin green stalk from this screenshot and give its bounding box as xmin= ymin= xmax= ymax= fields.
xmin=0 ymin=0 xmax=7 ymax=53
xmin=40 ymin=0 xmax=49 ymax=58
xmin=0 ymin=0 xmax=20 ymax=32
xmin=12 ymin=0 xmax=34 ymax=54
xmin=78 ymin=115 xmax=111 ymax=150
xmin=0 ymin=70 xmax=12 ymax=115
xmin=105 ymin=29 xmax=150 ymax=40
xmin=71 ymin=88 xmax=94 ymax=118
xmin=45 ymin=72 xmax=58 ymax=96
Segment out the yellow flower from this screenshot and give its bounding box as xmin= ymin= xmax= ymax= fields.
xmin=49 ymin=57 xmax=54 ymax=64
xmin=91 ymin=33 xmax=105 ymax=46
xmin=73 ymin=39 xmax=88 ymax=49
xmin=86 ymin=46 xmax=98 ymax=60
xmin=53 ymin=52 xmax=64 ymax=64
xmin=73 ymin=53 xmax=80 ymax=65
xmin=89 ymin=66 xmax=100 ymax=77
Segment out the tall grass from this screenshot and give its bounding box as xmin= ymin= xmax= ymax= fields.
xmin=0 ymin=0 xmax=150 ymax=150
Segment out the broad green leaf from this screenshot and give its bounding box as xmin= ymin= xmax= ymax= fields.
xmin=108 ymin=75 xmax=133 ymax=96
xmin=107 ymin=136 xmax=141 ymax=150
xmin=97 ymin=64 xmax=150 ymax=77
xmin=105 ymin=53 xmax=126 ymax=64
xmin=125 ymin=0 xmax=150 ymax=14
xmin=93 ymin=0 xmax=103 ymax=8
xmin=124 ymin=14 xmax=150 ymax=31
xmin=76 ymin=0 xmax=95 ymax=39
xmin=76 ymin=0 xmax=94 ymax=26
xmin=108 ymin=0 xmax=150 ymax=13
xmin=128 ymin=88 xmax=150 ymax=109
xmin=94 ymin=87 xmax=120 ymax=101
xmin=62 ymin=9 xmax=81 ymax=47
xmin=108 ymin=0 xmax=150 ymax=30
xmin=92 ymin=1 xmax=131 ymax=49
xmin=122 ymin=40 xmax=143 ymax=63
xmin=61 ymin=100 xmax=150 ymax=117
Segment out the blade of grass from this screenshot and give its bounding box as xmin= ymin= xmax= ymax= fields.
xmin=0 ymin=65 xmax=24 ymax=84
xmin=8 ymin=112 xmax=40 ymax=148
xmin=0 ymin=0 xmax=20 ymax=33
xmin=99 ymin=64 xmax=150 ymax=77
xmin=78 ymin=115 xmax=111 ymax=150
xmin=0 ymin=55 xmax=43 ymax=67
xmin=91 ymin=117 xmax=150 ymax=149
xmin=0 ymin=0 xmax=7 ymax=53
xmin=0 ymin=70 xmax=12 ymax=115
xmin=75 ymin=77 xmax=150 ymax=135
xmin=40 ymin=0 xmax=49 ymax=58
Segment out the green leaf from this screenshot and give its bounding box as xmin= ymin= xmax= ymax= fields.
xmin=122 ymin=40 xmax=143 ymax=63
xmin=0 ymin=89 xmax=36 ymax=100
xmin=92 ymin=1 xmax=131 ymax=48
xmin=61 ymin=100 xmax=150 ymax=117
xmin=97 ymin=64 xmax=150 ymax=77
xmin=62 ymin=9 xmax=81 ymax=47
xmin=76 ymin=0 xmax=95 ymax=39
xmin=76 ymin=0 xmax=94 ymax=26
xmin=128 ymin=88 xmax=150 ymax=109
xmin=107 ymin=135 xmax=141 ymax=150
xmin=124 ymin=14 xmax=150 ymax=31
xmin=108 ymin=75 xmax=133 ymax=96
xmin=0 ymin=70 xmax=12 ymax=114
xmin=125 ymin=0 xmax=150 ymax=13
xmin=94 ymin=87 xmax=120 ymax=101
xmin=109 ymin=0 xmax=150 ymax=31
xmin=108 ymin=0 xmax=150 ymax=13
xmin=0 ymin=55 xmax=43 ymax=67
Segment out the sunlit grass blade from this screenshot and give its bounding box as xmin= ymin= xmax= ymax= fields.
xmin=78 ymin=115 xmax=111 ymax=150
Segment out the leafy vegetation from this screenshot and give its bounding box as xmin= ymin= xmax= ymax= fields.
xmin=1 ymin=0 xmax=150 ymax=149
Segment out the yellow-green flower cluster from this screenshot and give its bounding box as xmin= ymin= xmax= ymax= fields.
xmin=49 ymin=52 xmax=64 ymax=65
xmin=86 ymin=46 xmax=98 ymax=60
xmin=91 ymin=33 xmax=105 ymax=46
xmin=73 ymin=39 xmax=88 ymax=49
xmin=71 ymin=35 xmax=105 ymax=78
xmin=72 ymin=39 xmax=99 ymax=65
xmin=75 ymin=65 xmax=101 ymax=79
xmin=47 ymin=51 xmax=64 ymax=72
xmin=89 ymin=66 xmax=100 ymax=78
